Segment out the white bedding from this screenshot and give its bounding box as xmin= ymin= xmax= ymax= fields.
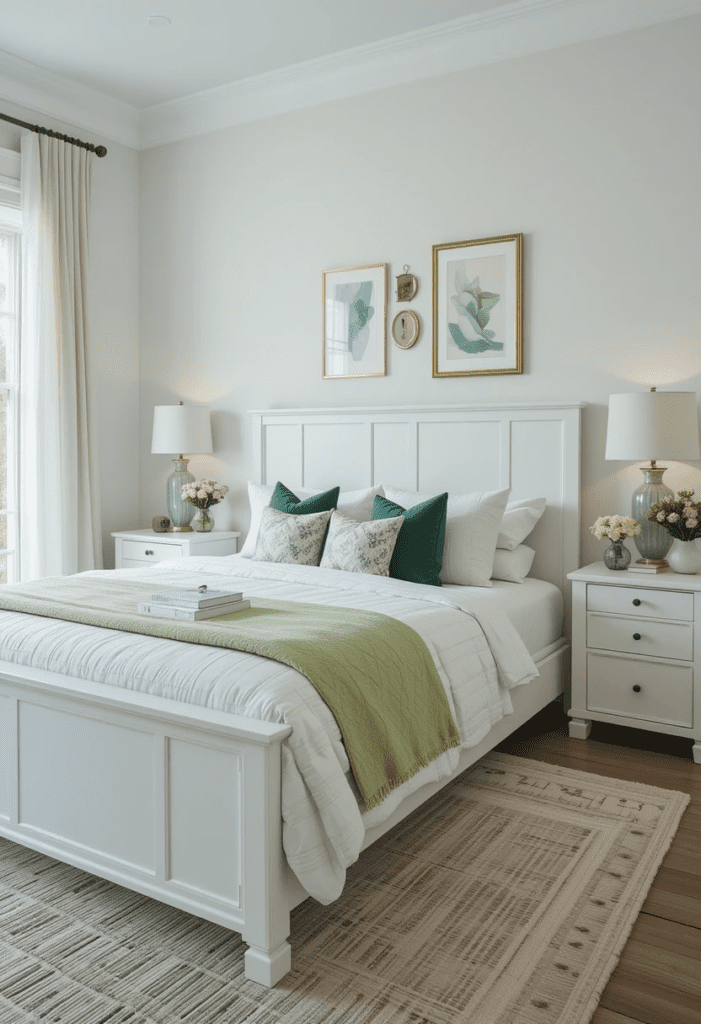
xmin=0 ymin=554 xmax=545 ymax=904
xmin=443 ymin=577 xmax=564 ymax=657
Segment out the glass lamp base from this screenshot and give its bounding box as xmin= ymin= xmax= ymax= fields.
xmin=632 ymin=467 xmax=673 ymax=562
xmin=167 ymin=459 xmax=195 ymax=531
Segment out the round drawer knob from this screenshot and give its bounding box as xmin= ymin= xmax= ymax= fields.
xmin=632 ymin=598 xmax=641 ymax=606
xmin=632 ymin=685 xmax=642 ymax=693
xmin=633 ymin=633 xmax=641 ymax=641
xmin=145 ymin=549 xmax=154 ymax=555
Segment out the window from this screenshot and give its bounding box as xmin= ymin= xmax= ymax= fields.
xmin=0 ymin=149 xmax=21 ymax=584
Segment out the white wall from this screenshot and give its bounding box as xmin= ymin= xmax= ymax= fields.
xmin=138 ymin=14 xmax=701 ymax=566
xmin=0 ymin=102 xmax=140 ymax=568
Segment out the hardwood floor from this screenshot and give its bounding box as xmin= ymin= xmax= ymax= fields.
xmin=496 ymin=700 xmax=701 ymax=1024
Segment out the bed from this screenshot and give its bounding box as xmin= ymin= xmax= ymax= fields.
xmin=0 ymin=403 xmax=583 ymax=986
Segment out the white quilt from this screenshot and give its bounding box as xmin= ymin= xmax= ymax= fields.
xmin=0 ymin=555 xmax=539 ymax=903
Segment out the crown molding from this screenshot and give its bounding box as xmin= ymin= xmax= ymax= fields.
xmin=2 ymin=0 xmax=701 ymax=153
xmin=139 ymin=0 xmax=701 ymax=148
xmin=0 ymin=49 xmax=139 ymax=150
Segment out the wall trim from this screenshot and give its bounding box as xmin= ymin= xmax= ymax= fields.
xmin=2 ymin=0 xmax=701 ymax=152
xmin=0 ymin=49 xmax=139 ymax=150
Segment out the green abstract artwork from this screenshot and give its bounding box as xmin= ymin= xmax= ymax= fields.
xmin=449 ymin=262 xmax=503 ymax=353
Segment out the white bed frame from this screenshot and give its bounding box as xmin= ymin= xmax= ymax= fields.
xmin=0 ymin=403 xmax=583 ymax=986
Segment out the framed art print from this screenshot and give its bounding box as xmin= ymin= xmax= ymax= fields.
xmin=323 ymin=263 xmax=386 ymax=378
xmin=432 ymin=234 xmax=522 ymax=378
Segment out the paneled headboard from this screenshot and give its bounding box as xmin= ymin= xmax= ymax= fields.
xmin=250 ymin=404 xmax=584 ymax=595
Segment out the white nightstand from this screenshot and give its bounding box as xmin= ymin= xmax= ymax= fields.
xmin=112 ymin=529 xmax=241 ymax=569
xmin=568 ymin=561 xmax=701 ymax=763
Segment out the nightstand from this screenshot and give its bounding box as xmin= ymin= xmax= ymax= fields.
xmin=568 ymin=561 xmax=701 ymax=763
xmin=112 ymin=529 xmax=241 ymax=569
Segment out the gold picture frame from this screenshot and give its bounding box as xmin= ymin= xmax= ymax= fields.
xmin=391 ymin=310 xmax=420 ymax=349
xmin=432 ymin=233 xmax=523 ymax=378
xmin=323 ymin=263 xmax=387 ymax=379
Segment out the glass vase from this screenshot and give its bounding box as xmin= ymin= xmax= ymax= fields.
xmin=667 ymin=538 xmax=701 ymax=574
xmin=192 ymin=508 xmax=214 ymax=533
xmin=603 ymin=539 xmax=631 ymax=570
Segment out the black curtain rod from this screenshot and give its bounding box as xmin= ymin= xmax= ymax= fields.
xmin=0 ymin=111 xmax=107 ymax=157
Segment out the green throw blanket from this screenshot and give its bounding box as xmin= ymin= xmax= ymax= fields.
xmin=0 ymin=577 xmax=460 ymax=810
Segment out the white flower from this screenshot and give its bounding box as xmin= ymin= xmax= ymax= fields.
xmin=657 ymin=511 xmax=666 ymax=522
xmin=668 ymin=512 xmax=680 ymax=523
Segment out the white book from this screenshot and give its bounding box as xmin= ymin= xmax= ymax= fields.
xmin=137 ymin=599 xmax=251 ymax=621
xmin=627 ymin=564 xmax=668 ymax=574
xmin=149 ymin=588 xmax=244 ymax=608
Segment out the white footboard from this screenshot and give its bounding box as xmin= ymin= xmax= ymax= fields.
xmin=0 ymin=663 xmax=293 ymax=987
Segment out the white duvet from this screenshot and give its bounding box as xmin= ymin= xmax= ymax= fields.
xmin=0 ymin=554 xmax=539 ymax=903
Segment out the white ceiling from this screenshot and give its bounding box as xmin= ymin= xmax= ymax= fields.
xmin=1 ymin=0 xmax=700 ymax=150
xmin=0 ymin=0 xmax=512 ymax=108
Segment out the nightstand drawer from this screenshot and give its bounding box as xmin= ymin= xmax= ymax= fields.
xmin=587 ymin=612 xmax=693 ymax=661
xmin=586 ymin=583 xmax=693 ymax=621
xmin=121 ymin=540 xmax=183 ymax=562
xmin=587 ymin=652 xmax=693 ymax=728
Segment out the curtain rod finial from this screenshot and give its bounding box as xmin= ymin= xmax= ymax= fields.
xmin=94 ymin=145 xmax=107 ymax=158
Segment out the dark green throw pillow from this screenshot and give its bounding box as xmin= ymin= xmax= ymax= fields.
xmin=371 ymin=492 xmax=448 ymax=587
xmin=270 ymin=481 xmax=340 ymax=516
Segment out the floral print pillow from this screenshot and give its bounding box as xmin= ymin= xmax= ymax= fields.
xmin=320 ymin=511 xmax=404 ymax=576
xmin=252 ymin=505 xmax=332 ymax=565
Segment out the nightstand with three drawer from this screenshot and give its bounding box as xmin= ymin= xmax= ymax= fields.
xmin=112 ymin=529 xmax=241 ymax=569
xmin=568 ymin=561 xmax=701 ymax=764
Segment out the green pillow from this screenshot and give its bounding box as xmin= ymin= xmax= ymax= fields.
xmin=270 ymin=481 xmax=340 ymax=516
xmin=372 ymin=492 xmax=448 ymax=587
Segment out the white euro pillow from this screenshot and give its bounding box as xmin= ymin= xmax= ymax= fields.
xmin=491 ymin=544 xmax=536 ymax=583
xmin=497 ymin=497 xmax=546 ymax=550
xmin=240 ymin=482 xmax=384 ymax=558
xmin=383 ymin=485 xmax=510 ymax=587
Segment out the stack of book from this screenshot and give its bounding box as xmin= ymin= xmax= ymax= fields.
xmin=138 ymin=587 xmax=250 ymax=620
xmin=628 ymin=561 xmax=668 ymax=575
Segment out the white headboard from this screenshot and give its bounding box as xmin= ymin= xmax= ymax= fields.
xmin=250 ymin=403 xmax=584 ymax=595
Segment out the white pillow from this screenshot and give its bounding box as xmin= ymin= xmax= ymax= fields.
xmin=384 ymin=486 xmax=510 ymax=587
xmin=497 ymin=497 xmax=546 ymax=551
xmin=491 ymin=544 xmax=536 ymax=583
xmin=320 ymin=510 xmax=403 ymax=576
xmin=252 ymin=505 xmax=331 ymax=565
xmin=240 ymin=482 xmax=384 ymax=558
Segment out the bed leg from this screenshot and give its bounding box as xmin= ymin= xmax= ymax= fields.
xmin=244 ymin=940 xmax=292 ymax=986
xmin=241 ymin=740 xmax=293 ymax=986
xmin=568 ymin=717 xmax=592 ymax=740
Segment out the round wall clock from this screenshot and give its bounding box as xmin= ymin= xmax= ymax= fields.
xmin=391 ymin=310 xmax=420 ymax=349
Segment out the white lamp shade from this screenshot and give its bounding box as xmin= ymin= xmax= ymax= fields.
xmin=151 ymin=405 xmax=213 ymax=455
xmin=605 ymin=391 xmax=700 ymax=462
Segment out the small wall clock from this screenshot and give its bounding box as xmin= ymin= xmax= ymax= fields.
xmin=391 ymin=310 xmax=420 ymax=349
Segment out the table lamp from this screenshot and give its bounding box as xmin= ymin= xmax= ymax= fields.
xmin=151 ymin=403 xmax=213 ymax=531
xmin=605 ymin=388 xmax=700 ymax=565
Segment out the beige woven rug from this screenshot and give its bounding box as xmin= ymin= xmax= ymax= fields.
xmin=0 ymin=752 xmax=689 ymax=1024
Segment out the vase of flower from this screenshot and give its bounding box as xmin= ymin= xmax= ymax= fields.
xmin=603 ymin=539 xmax=632 ymax=570
xmin=181 ymin=478 xmax=229 ymax=533
xmin=590 ymin=515 xmax=641 ymax=570
xmin=192 ymin=508 xmax=214 ymax=533
xmin=647 ymin=490 xmax=701 ymax=574
xmin=667 ymin=538 xmax=701 ymax=575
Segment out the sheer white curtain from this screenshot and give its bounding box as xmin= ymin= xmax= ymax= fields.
xmin=20 ymin=132 xmax=102 ymax=580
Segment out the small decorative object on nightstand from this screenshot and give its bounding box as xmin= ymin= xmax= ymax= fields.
xmin=181 ymin=478 xmax=229 ymax=533
xmin=112 ymin=529 xmax=241 ymax=568
xmin=646 ymin=490 xmax=701 ymax=575
xmin=590 ymin=515 xmax=641 ymax=570
xmin=568 ymin=562 xmax=701 ymax=764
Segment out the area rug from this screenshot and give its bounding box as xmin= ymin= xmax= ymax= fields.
xmin=0 ymin=752 xmax=689 ymax=1024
